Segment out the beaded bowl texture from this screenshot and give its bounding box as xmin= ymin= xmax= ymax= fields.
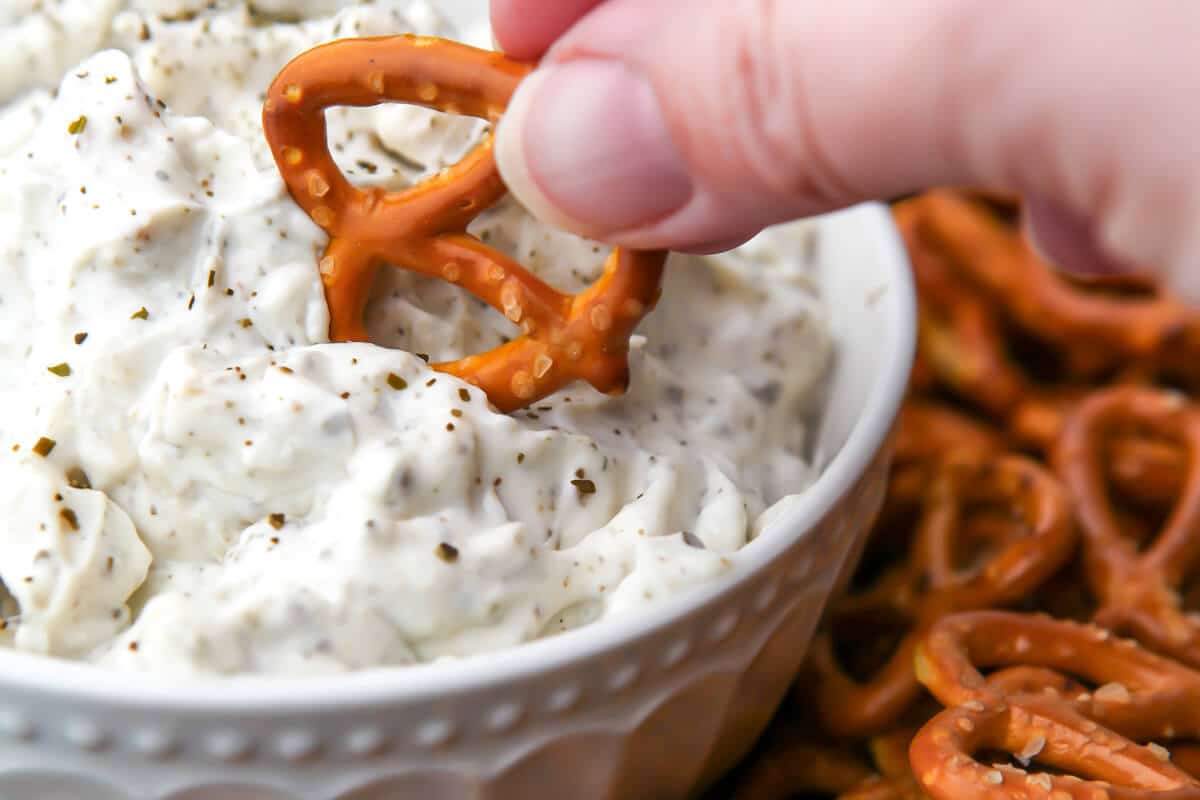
xmin=0 ymin=200 xmax=914 ymax=800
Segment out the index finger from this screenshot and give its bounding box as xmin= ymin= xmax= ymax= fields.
xmin=490 ymin=0 xmax=607 ymax=60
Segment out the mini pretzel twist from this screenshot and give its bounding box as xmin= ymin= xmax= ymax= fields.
xmin=1054 ymin=386 xmax=1200 ymax=668
xmin=909 ymin=611 xmax=1200 ymax=800
xmin=912 ymin=191 xmax=1196 ymax=379
xmin=894 ymin=201 xmax=1028 ymax=418
xmin=729 ymin=734 xmax=878 ymax=800
xmin=263 ymin=36 xmax=668 ymax=412
xmin=810 ymin=452 xmax=1076 ymax=737
xmin=1012 ymin=388 xmax=1185 ymax=507
xmin=910 ymin=694 xmax=1200 ymax=799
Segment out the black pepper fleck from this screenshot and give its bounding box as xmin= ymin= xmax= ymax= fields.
xmin=65 ymin=466 xmax=91 ymax=489
xmin=59 ymin=508 xmax=79 ymax=531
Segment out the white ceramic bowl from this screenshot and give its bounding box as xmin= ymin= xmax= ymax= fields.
xmin=0 ymin=201 xmax=913 ymax=800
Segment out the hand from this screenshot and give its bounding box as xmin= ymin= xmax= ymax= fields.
xmin=491 ymin=0 xmax=1200 ymax=302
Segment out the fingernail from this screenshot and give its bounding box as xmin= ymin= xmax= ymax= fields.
xmin=496 ymin=59 xmax=693 ymax=238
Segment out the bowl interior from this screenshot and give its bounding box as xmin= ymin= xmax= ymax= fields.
xmin=0 ymin=202 xmax=914 ymax=708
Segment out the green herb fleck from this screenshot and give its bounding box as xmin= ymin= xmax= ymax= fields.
xmin=386 ymin=373 xmax=408 ymax=391
xmin=67 ymin=116 xmax=88 ymax=135
xmin=32 ymin=437 xmax=56 ymax=457
xmin=268 ymin=513 xmax=285 ymax=530
xmin=458 ymin=388 xmax=471 ymax=402
xmin=571 ymin=479 xmax=597 ymax=495
xmin=238 ymin=318 xmax=253 ymax=328
xmin=130 ymin=307 xmax=149 ymax=320
xmin=47 ymin=363 xmax=71 ymax=377
xmin=73 ymin=332 xmax=88 ymax=345
xmin=435 ymin=542 xmax=460 ymax=563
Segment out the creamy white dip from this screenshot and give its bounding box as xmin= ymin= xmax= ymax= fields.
xmin=0 ymin=1 xmax=831 ymax=676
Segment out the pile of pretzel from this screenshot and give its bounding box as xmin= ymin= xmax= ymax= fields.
xmin=724 ymin=190 xmax=1200 ymax=799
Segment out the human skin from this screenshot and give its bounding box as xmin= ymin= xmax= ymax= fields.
xmin=490 ymin=0 xmax=1200 ymax=302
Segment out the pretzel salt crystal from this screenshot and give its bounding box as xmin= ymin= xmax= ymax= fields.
xmin=1054 ymin=386 xmax=1200 ymax=668
xmin=263 ymin=36 xmax=668 ymax=412
xmin=811 ymin=453 xmax=1075 ymax=737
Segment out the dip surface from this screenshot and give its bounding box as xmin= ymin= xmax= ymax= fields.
xmin=0 ymin=0 xmax=831 ymax=677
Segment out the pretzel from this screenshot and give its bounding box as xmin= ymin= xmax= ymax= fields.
xmin=1054 ymin=386 xmax=1200 ymax=667
xmin=894 ymin=202 xmax=1028 ymax=417
xmin=834 ymin=727 xmax=927 ymax=800
xmin=1172 ymin=746 xmax=1200 ymax=781
xmin=263 ymin=36 xmax=668 ymax=412
xmin=1011 ymin=389 xmax=1185 ymax=507
xmin=729 ymin=734 xmax=877 ymax=800
xmin=894 ymin=401 xmax=1007 ymax=466
xmin=911 ymin=694 xmax=1200 ymax=799
xmin=870 ymin=401 xmax=1007 ymax=539
xmin=912 ymin=191 xmax=1195 ymax=379
xmin=810 ymin=452 xmax=1076 ymax=737
xmin=910 ymin=611 xmax=1200 ymax=799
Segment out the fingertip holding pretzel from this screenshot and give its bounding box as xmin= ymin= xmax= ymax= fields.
xmin=263 ymin=35 xmax=668 ymax=412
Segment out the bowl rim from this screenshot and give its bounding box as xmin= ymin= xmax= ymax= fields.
xmin=0 ymin=202 xmax=915 ymax=711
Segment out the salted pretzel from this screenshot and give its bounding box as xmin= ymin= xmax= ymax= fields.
xmin=810 ymin=452 xmax=1076 ymax=737
xmin=894 ymin=201 xmax=1028 ymax=418
xmin=911 ymin=694 xmax=1200 ymax=799
xmin=1011 ymin=389 xmax=1185 ymax=507
xmin=911 ymin=191 xmax=1196 ymax=379
xmin=263 ymin=36 xmax=668 ymax=412
xmin=1054 ymin=386 xmax=1200 ymax=668
xmin=729 ymin=733 xmax=878 ymax=800
xmin=909 ymin=611 xmax=1200 ymax=799
xmin=872 ymin=401 xmax=1007 ymax=537
xmin=836 ymin=728 xmax=926 ymax=800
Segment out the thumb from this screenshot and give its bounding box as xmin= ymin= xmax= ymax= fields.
xmin=494 ymin=0 xmax=982 ymax=252
xmin=493 ymin=0 xmax=1200 ymax=292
